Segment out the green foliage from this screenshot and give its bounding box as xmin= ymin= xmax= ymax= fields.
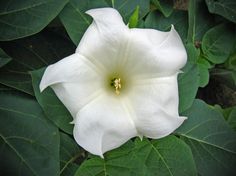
xmin=176 ymin=99 xmax=236 ymax=176
xmin=178 ymin=61 xmax=200 ymax=113
xmin=31 ymin=68 xmax=73 ymax=134
xmin=0 ymin=91 xmax=60 ymax=176
xmin=75 ymin=136 xmax=197 ymax=176
xmin=206 ymin=0 xmax=236 ymax=23
xmin=226 ymin=107 xmax=236 ymax=130
xmin=0 ymin=0 xmax=68 ymax=41
xmin=187 ymin=0 xmax=214 ymax=43
xmin=151 ymin=0 xmax=173 ymax=17
xmin=59 ymin=0 xmax=108 ymax=45
xmin=145 ymin=10 xmax=188 ymax=41
xmin=0 ymin=31 xmax=75 ymax=95
xmin=0 ymin=48 xmax=11 ymax=68
xmin=60 ymin=132 xmax=81 ymax=176
xmin=202 ymin=24 xmax=235 ymax=64
xmin=0 ymin=0 xmax=236 ymax=175
xmin=128 ymin=6 xmax=140 ymax=28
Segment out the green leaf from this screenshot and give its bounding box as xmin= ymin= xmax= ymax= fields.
xmin=197 ymin=64 xmax=209 ymax=88
xmin=60 ymin=132 xmax=81 ymax=176
xmin=59 ymin=0 xmax=108 ymax=45
xmin=206 ymin=0 xmax=236 ymax=23
xmin=0 ymin=0 xmax=68 ymax=41
xmin=197 ymin=58 xmax=210 ymax=87
xmin=75 ymin=135 xmax=196 ymax=176
xmin=30 ymin=68 xmax=73 ymax=134
xmin=225 ymin=49 xmax=236 ymax=71
xmin=0 ymin=83 xmax=13 ymax=91
xmin=227 ymin=107 xmax=236 ymax=131
xmin=178 ymin=61 xmax=200 ymax=113
xmin=187 ymin=0 xmax=214 ymax=43
xmin=145 ymin=10 xmax=188 ymax=41
xmin=202 ymin=24 xmax=235 ymax=64
xmin=0 ymin=91 xmax=60 ymax=176
xmin=0 ymin=31 xmax=75 ymax=95
xmin=111 ymin=0 xmax=150 ymax=22
xmin=0 ymin=48 xmax=11 ymax=68
xmin=151 ymin=0 xmax=173 ymax=17
xmin=128 ymin=6 xmax=139 ymax=28
xmin=176 ymin=99 xmax=236 ymax=176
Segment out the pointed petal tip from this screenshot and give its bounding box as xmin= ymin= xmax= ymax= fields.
xmin=99 ymin=154 xmax=104 ymax=159
xmin=138 ymin=135 xmax=143 ymax=141
xmin=39 ymin=80 xmax=47 ymax=93
xmin=170 ymin=24 xmax=175 ymax=30
xmin=85 ymin=7 xmax=119 ymax=18
xmin=181 ymin=116 xmax=188 ymax=120
xmin=69 ymin=120 xmax=75 ymax=124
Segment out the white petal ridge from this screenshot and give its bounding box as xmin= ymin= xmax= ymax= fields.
xmin=123 ymin=25 xmax=187 ymax=78
xmin=129 ymin=74 xmax=187 ymax=138
xmin=39 ymin=53 xmax=103 ymax=118
xmin=76 ymin=8 xmax=129 ymax=72
xmin=73 ymin=94 xmax=137 ymax=157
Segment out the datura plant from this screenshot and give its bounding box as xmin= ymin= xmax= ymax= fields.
xmin=1 ymin=1 xmax=236 ymax=176
xmin=40 ymin=8 xmax=187 ymax=157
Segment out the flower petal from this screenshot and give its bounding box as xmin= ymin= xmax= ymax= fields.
xmin=124 ymin=26 xmax=187 ymax=78
xmin=73 ymin=93 xmax=137 ymax=157
xmin=76 ymin=8 xmax=129 ymax=72
xmin=40 ymin=53 xmax=102 ymax=118
xmin=128 ymin=74 xmax=187 ymax=138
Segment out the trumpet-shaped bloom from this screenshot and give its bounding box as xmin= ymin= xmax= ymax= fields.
xmin=40 ymin=8 xmax=187 ymax=157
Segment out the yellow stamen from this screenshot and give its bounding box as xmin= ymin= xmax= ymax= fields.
xmin=113 ymin=78 xmax=121 ymax=95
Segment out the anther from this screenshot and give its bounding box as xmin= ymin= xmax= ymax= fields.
xmin=113 ymin=78 xmax=121 ymax=95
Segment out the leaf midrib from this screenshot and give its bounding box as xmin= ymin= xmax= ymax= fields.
xmin=148 ymin=141 xmax=174 ymax=176
xmin=0 ymin=0 xmax=54 ymax=16
xmin=180 ymin=134 xmax=236 ymax=154
xmin=0 ymin=134 xmax=38 ymax=176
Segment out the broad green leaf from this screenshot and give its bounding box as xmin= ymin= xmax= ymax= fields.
xmin=197 ymin=64 xmax=209 ymax=88
xmin=0 ymin=48 xmax=11 ymax=67
xmin=151 ymin=0 xmax=173 ymax=17
xmin=178 ymin=61 xmax=200 ymax=113
xmin=128 ymin=6 xmax=139 ymax=28
xmin=176 ymin=99 xmax=236 ymax=176
xmin=60 ymin=133 xmax=81 ymax=176
xmin=202 ymin=24 xmax=235 ymax=64
xmin=197 ymin=58 xmax=210 ymax=87
xmin=30 ymin=68 xmax=73 ymax=134
xmin=186 ymin=43 xmax=200 ymax=63
xmin=227 ymin=107 xmax=236 ymax=131
xmin=187 ymin=0 xmax=214 ymax=43
xmin=145 ymin=10 xmax=188 ymax=41
xmin=0 ymin=31 xmax=75 ymax=95
xmin=206 ymin=0 xmax=236 ymax=23
xmin=0 ymin=91 xmax=60 ymax=176
xmin=75 ymin=135 xmax=196 ymax=176
xmin=75 ymin=140 xmax=136 ymax=176
xmin=0 ymin=0 xmax=68 ymax=41
xmin=59 ymin=0 xmax=108 ymax=45
xmin=0 ymin=83 xmax=13 ymax=91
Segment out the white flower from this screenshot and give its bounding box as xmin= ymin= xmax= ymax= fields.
xmin=40 ymin=8 xmax=187 ymax=157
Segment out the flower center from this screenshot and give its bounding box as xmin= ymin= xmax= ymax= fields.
xmin=111 ymin=78 xmax=122 ymax=95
